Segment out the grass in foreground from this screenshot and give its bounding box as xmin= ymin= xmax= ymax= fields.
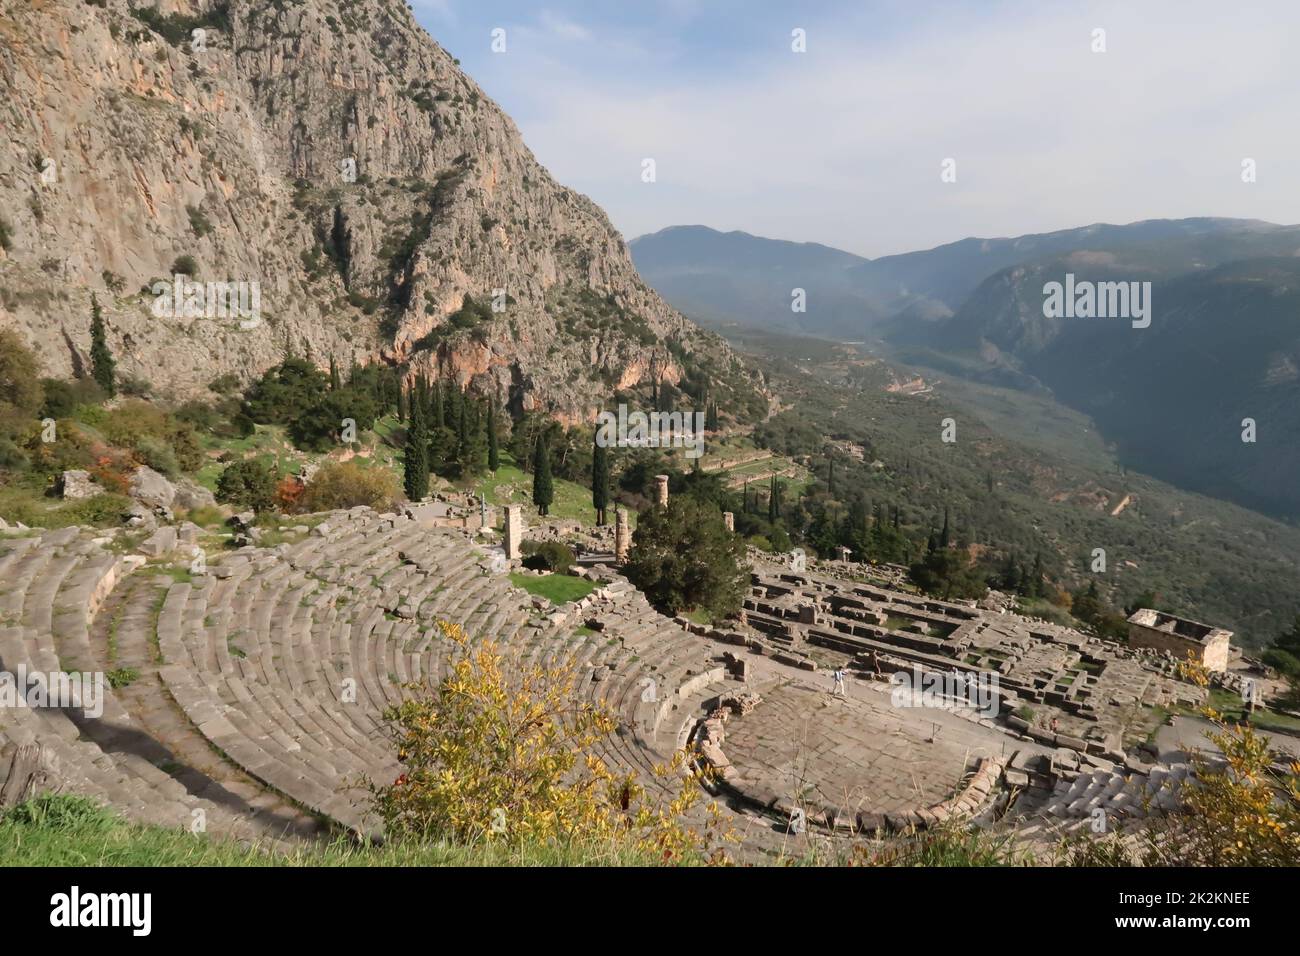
xmin=0 ymin=484 xmax=132 ymax=530
xmin=0 ymin=795 xmax=674 ymax=867
xmin=0 ymin=795 xmax=1033 ymax=867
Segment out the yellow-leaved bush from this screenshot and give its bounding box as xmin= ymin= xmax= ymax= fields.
xmin=367 ymin=620 xmax=732 ymax=864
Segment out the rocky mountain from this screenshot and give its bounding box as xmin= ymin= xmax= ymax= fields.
xmin=0 ymin=0 xmax=758 ymax=421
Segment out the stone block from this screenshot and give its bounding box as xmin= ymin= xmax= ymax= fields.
xmin=503 ymin=505 xmax=523 ymax=559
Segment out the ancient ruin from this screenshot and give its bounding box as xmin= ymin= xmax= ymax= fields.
xmin=614 ymin=508 xmax=631 ymax=563
xmin=503 ymin=505 xmax=524 ymax=560
xmin=1126 ymin=608 xmax=1232 ymax=672
xmin=0 ymin=508 xmax=1258 ymax=860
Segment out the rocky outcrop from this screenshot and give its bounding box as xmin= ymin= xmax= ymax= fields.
xmin=58 ymin=470 xmax=99 ymax=500
xmin=0 ymin=0 xmax=756 ymax=420
xmin=128 ymin=465 xmax=176 ymax=512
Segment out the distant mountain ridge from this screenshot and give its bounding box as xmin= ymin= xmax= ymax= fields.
xmin=628 ymin=225 xmax=877 ymax=336
xmin=632 ymin=219 xmax=1300 ymax=519
xmin=632 ymin=218 xmax=1300 ymax=333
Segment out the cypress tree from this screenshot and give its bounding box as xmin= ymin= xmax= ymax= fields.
xmin=999 ymin=551 xmax=1019 ymax=591
xmin=768 ymin=475 xmax=779 ymax=522
xmin=827 ymin=456 xmax=835 ymax=495
xmin=428 ymin=429 xmax=446 ymax=477
xmin=431 ymin=382 xmax=445 ymax=429
xmin=466 ymin=400 xmax=488 ymax=476
xmin=532 ymin=436 xmax=554 ymax=517
xmin=382 ymin=369 xmax=397 ymax=413
xmin=591 ymin=435 xmax=609 ymax=526
xmin=427 ymin=421 xmax=444 ymax=476
xmin=89 ymin=294 xmax=116 ymax=396
xmin=414 ymin=375 xmax=427 ymax=415
xmin=329 ymin=355 xmax=340 ymax=391
xmin=446 ymin=382 xmax=462 ymax=431
xmin=487 ymin=401 xmax=500 ymax=472
xmin=403 ymin=389 xmax=430 ymax=501
xmin=940 ymin=508 xmax=951 ymax=549
xmin=455 ymin=400 xmax=470 ymax=473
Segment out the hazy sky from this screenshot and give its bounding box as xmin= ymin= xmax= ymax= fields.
xmin=412 ymin=0 xmax=1300 ymax=259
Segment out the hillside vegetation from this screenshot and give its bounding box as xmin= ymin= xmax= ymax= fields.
xmin=725 ymin=327 xmax=1300 ymax=649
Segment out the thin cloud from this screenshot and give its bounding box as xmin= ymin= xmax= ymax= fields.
xmin=538 ymin=10 xmax=593 ymax=42
xmin=417 ymin=0 xmax=1300 ymax=257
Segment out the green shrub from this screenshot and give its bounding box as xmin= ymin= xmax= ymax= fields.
xmin=521 ymin=540 xmax=575 ymax=574
xmin=243 ymin=358 xmax=329 ymax=425
xmin=93 ymin=399 xmax=203 ymax=473
xmin=2 ymin=493 xmax=134 ymax=529
xmin=0 ymin=330 xmax=44 ymax=420
xmin=130 ymin=2 xmax=231 ymax=46
xmin=184 ymin=504 xmax=226 ymax=528
xmin=65 ymin=494 xmax=132 ymax=525
xmin=186 ymin=204 xmax=213 ymax=238
xmin=0 ymin=437 xmax=29 ymax=471
xmin=288 ymin=386 xmax=379 ymax=452
xmin=106 ymin=667 xmax=140 ymax=689
xmin=208 ymin=373 xmax=241 ymax=395
xmin=39 ymin=378 xmax=104 ymax=419
xmin=118 ymin=375 xmax=153 ymax=399
xmin=133 ymin=436 xmax=179 ymax=476
xmin=216 ymin=459 xmax=276 ymax=513
xmin=173 ymin=399 xmax=222 ymax=432
xmin=21 ymin=421 xmax=99 ymax=479
xmin=625 ymin=497 xmax=748 ymax=618
xmin=908 ymin=547 xmax=987 ymax=601
xmin=301 ymin=461 xmax=400 ymax=512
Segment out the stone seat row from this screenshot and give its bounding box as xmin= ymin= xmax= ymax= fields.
xmin=0 ymin=531 xmax=273 ymax=838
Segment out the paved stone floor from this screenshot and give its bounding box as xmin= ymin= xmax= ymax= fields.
xmin=1155 ymin=715 xmax=1300 ymax=761
xmin=721 ymin=679 xmax=1015 ymax=816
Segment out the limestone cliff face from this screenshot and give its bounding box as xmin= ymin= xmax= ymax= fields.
xmin=0 ymin=0 xmax=753 ymax=416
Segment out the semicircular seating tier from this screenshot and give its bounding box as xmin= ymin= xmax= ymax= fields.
xmin=1 ymin=510 xmax=735 ymax=843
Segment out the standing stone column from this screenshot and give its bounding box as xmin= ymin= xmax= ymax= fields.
xmin=722 ymin=511 xmax=734 ymax=532
xmin=614 ymin=508 xmax=630 ymax=563
xmin=654 ymin=474 xmax=669 ymax=509
xmin=503 ymin=505 xmax=523 ymax=559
